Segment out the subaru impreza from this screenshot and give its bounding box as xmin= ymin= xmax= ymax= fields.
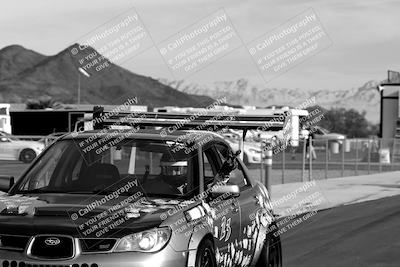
xmin=0 ymin=129 xmax=282 ymax=267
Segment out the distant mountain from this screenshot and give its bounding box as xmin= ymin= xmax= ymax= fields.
xmin=0 ymin=44 xmax=215 ymax=107
xmin=161 ymin=79 xmax=381 ymax=123
xmin=0 ymin=45 xmax=46 ymax=79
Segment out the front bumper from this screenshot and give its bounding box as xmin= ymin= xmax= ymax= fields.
xmin=0 ymin=244 xmax=189 ymax=267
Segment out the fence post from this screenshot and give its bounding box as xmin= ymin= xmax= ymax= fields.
xmin=282 ymin=147 xmax=285 ymax=184
xmin=309 ymin=136 xmax=312 ymax=181
xmin=302 ymin=139 xmax=306 ymax=182
xmin=379 ymin=139 xmax=382 ymax=173
xmin=355 ymin=139 xmax=358 ymax=176
xmin=325 ymin=139 xmax=328 ymax=179
xmin=391 ymin=138 xmax=396 ymax=171
xmin=264 ymin=147 xmax=273 ymax=197
xmin=239 ymin=137 xmax=244 ymax=161
xmin=341 ymin=139 xmax=345 ymax=177
xmin=368 ymin=141 xmax=371 ymax=174
xmin=260 ymin=142 xmax=264 ymax=182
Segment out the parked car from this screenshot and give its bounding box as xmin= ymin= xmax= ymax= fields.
xmin=0 ymin=131 xmax=45 ymax=163
xmin=0 ymin=129 xmax=281 ymax=267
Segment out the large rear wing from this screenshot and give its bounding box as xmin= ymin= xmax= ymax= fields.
xmin=89 ymin=106 xmax=290 ymax=134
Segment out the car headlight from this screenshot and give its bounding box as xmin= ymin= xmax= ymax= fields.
xmin=114 ymin=227 xmax=171 ymax=253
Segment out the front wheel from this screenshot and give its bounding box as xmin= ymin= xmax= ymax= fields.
xmin=20 ymin=149 xmax=36 ymax=163
xmin=195 ymin=239 xmax=217 ymax=267
xmin=256 ymin=231 xmax=283 ymax=267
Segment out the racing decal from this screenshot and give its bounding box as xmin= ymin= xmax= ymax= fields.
xmin=120 ymin=198 xmax=196 ymax=220
xmin=213 ymin=194 xmax=275 ymax=267
xmin=215 ymin=219 xmax=260 ymax=267
xmin=0 ymin=195 xmax=195 ymax=219
xmin=216 ymin=239 xmax=253 ymax=267
xmin=0 ymin=195 xmax=39 ymax=215
xmin=219 ymin=216 xmax=232 ymax=242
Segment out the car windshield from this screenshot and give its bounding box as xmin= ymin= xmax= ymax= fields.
xmin=15 ymin=138 xmax=199 ymax=198
xmin=1 ymin=132 xmax=19 ymax=141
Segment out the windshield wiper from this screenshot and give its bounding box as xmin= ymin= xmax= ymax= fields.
xmin=63 ymin=191 xmax=97 ymax=194
xmin=18 ymin=189 xmax=63 ymax=194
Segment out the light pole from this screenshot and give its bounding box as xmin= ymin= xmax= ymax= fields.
xmin=77 ymin=73 xmax=81 ymax=104
xmin=77 ymin=67 xmax=90 ymax=104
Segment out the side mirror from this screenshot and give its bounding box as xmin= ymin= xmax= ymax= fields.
xmin=0 ymin=176 xmax=14 ymax=192
xmin=0 ymin=137 xmax=9 ymax=142
xmin=210 ymin=184 xmax=240 ymax=198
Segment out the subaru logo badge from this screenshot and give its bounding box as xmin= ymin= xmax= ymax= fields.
xmin=44 ymin=237 xmax=61 ymax=246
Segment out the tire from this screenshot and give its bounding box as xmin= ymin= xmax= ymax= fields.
xmin=195 ymin=239 xmax=217 ymax=267
xmin=20 ymin=149 xmax=36 ymax=163
xmin=256 ymin=230 xmax=283 ymax=267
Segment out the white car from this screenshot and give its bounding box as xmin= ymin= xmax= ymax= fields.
xmin=0 ymin=132 xmax=45 ymax=163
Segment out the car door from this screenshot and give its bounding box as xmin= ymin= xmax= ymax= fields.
xmin=202 ymin=144 xmax=241 ymax=267
xmin=0 ymin=136 xmax=15 ymax=160
xmin=214 ymin=142 xmax=259 ymax=267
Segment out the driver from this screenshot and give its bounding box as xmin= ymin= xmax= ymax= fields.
xmin=159 ymin=153 xmax=188 ymax=194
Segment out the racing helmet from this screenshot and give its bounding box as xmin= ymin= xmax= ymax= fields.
xmin=160 ymin=153 xmax=188 ymax=188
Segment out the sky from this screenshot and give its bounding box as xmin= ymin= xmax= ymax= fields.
xmin=1 ymin=0 xmax=400 ymax=91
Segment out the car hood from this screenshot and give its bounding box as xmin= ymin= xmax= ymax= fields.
xmin=0 ymin=193 xmax=195 ymax=238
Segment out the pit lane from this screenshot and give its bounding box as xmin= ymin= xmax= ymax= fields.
xmin=280 ymin=194 xmax=400 ymax=267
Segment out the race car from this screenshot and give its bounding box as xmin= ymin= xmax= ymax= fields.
xmin=0 ymin=131 xmax=45 ymax=163
xmin=0 ymin=129 xmax=282 ymax=267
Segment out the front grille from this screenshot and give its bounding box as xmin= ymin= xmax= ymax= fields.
xmin=0 ymin=235 xmax=30 ymax=251
xmin=29 ymin=236 xmax=74 ymax=260
xmin=1 ymin=261 xmax=99 ymax=267
xmin=80 ymin=239 xmax=117 ymax=253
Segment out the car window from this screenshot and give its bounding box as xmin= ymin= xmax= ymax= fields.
xmin=101 ymin=146 xmax=163 ymax=175
xmin=17 ymin=139 xmax=199 ymax=198
xmin=215 ymin=143 xmax=230 ymax=161
xmin=21 ymin=141 xmax=70 ymax=190
xmin=71 ymin=157 xmax=83 ymax=181
xmin=228 ymin=160 xmax=249 ymax=189
xmin=203 ymin=146 xmax=219 ymax=186
xmin=215 ymin=143 xmax=249 ymax=190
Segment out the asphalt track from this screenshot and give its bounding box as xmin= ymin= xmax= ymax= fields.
xmin=280 ymin=195 xmax=400 ymax=267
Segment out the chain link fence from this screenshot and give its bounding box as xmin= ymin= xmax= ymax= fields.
xmin=248 ymin=138 xmax=400 ymax=185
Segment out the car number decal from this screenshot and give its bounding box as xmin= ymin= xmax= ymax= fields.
xmin=219 ymin=216 xmax=232 ymax=242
